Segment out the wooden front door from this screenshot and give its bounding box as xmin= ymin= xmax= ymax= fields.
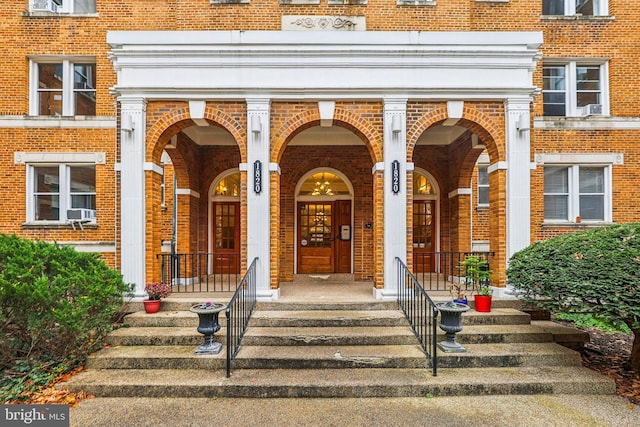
xmin=297 ymin=201 xmax=351 ymax=274
xmin=212 ymin=202 xmax=240 ymax=273
xmin=413 ymin=200 xmax=436 ymax=272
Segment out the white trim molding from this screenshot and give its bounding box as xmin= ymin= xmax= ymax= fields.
xmin=143 ymin=162 xmax=164 ymax=175
xmin=535 ymin=153 xmax=624 ymax=165
xmin=176 ymin=188 xmax=201 ymax=198
xmin=15 ymin=152 xmax=106 ymax=165
xmin=488 ymin=161 xmax=508 ymax=174
xmin=448 ymin=188 xmax=472 ymax=198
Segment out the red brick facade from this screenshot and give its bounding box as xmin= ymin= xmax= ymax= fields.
xmin=2 ymin=1 xmax=638 ymax=291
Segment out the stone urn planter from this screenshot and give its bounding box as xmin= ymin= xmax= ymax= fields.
xmin=436 ymin=301 xmax=470 ymax=353
xmin=190 ymin=302 xmax=227 ymax=355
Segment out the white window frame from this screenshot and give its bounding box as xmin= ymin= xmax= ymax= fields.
xmin=535 ymin=153 xmax=624 ymax=225
xmin=476 ymin=158 xmax=489 ymax=208
xmin=15 ymin=152 xmax=104 ymax=224
xmin=30 ymin=0 xmax=96 ymax=14
xmin=26 ymin=163 xmax=96 ymax=224
xmin=542 ymin=0 xmax=608 ymax=16
xmin=28 ymin=57 xmax=96 ymax=117
xmin=542 ymin=61 xmax=609 ymax=117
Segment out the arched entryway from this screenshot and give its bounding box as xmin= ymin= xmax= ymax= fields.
xmin=208 ymin=169 xmax=241 ymax=274
xmin=295 ymin=168 xmax=353 ymax=274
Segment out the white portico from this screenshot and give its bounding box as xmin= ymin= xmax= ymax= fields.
xmin=107 ymin=30 xmax=542 ymax=300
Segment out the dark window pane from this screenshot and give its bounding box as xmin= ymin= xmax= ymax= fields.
xmin=543 ymin=0 xmax=565 ymax=15
xmin=35 ymin=195 xmax=60 ymax=221
xmin=576 ymin=0 xmax=594 ymax=15
xmin=544 ymin=195 xmax=568 ymax=220
xmin=74 ymin=0 xmax=96 ymax=13
xmin=70 ymin=165 xmax=96 ymax=193
xmin=580 ymin=195 xmax=604 ymax=220
xmin=579 ymin=167 xmax=604 ymax=193
xmin=544 ymin=167 xmax=568 ymax=193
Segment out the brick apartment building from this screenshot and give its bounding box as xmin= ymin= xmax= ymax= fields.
xmin=0 ymin=1 xmax=636 ymax=300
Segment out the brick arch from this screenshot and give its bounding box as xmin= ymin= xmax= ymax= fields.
xmin=406 ymin=103 xmax=504 ymax=166
xmin=271 ymin=107 xmax=382 ymax=165
xmin=146 ymin=104 xmax=247 ymax=163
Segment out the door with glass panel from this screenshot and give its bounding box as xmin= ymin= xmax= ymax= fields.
xmin=211 ymin=202 xmax=240 ymax=274
xmin=297 ymin=202 xmax=334 ymax=274
xmin=413 ymin=200 xmax=436 ymax=272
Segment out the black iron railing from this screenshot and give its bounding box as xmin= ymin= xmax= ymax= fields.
xmin=412 ymin=251 xmax=494 ymax=293
xmin=226 ymin=257 xmax=258 ymax=378
xmin=158 ymin=252 xmax=240 ymax=292
xmin=396 ymin=257 xmax=439 ymax=376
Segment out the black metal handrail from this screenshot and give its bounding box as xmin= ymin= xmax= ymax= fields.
xmin=396 ymin=257 xmax=439 ymax=376
xmin=157 ymin=252 xmax=240 ymax=292
xmin=412 ymin=251 xmax=495 ymax=293
xmin=226 ymin=257 xmax=258 ymax=378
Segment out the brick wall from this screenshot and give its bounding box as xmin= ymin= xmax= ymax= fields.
xmin=2 ymin=1 xmax=640 ymax=287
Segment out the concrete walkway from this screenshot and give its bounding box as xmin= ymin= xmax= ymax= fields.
xmin=70 ymin=395 xmax=639 ymax=427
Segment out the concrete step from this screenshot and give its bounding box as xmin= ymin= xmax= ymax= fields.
xmin=256 ymin=301 xmax=398 ymax=311
xmin=244 ymin=326 xmax=417 ymax=346
xmin=105 ymin=326 xmax=223 ymax=346
xmin=89 ymin=341 xmax=581 ymax=371
xmin=436 ymin=342 xmax=582 ymax=368
xmin=124 ymin=310 xmax=228 ymax=328
xmin=106 ymin=322 xmax=563 ymax=347
xmin=531 ymin=320 xmax=590 ymax=351
xmin=460 ymin=308 xmax=531 ymax=325
xmin=62 ymin=366 xmax=615 ymax=398
xmin=443 ymin=325 xmax=553 ymax=344
xmin=250 ymin=310 xmax=408 ymax=327
xmin=86 ymin=345 xmax=226 ymax=370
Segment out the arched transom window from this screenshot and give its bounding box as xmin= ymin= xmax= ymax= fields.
xmin=213 ymin=172 xmax=240 ymax=197
xmin=298 ymin=172 xmax=350 ymax=197
xmin=413 ymin=173 xmax=436 ymax=196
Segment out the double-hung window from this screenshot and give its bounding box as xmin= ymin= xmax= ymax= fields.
xmin=544 ymin=165 xmax=610 ymax=223
xmin=30 ymin=58 xmax=96 ymax=116
xmin=28 ymin=164 xmax=96 ymax=223
xmin=30 ymin=1 xmax=96 ymax=14
xmin=542 ymin=62 xmax=608 ymax=117
xmin=477 ymin=165 xmax=489 ymax=206
xmin=542 ymin=0 xmax=607 ymax=16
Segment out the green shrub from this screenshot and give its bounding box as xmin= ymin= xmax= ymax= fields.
xmin=0 ymin=234 xmax=133 ymax=401
xmin=506 ymin=223 xmax=640 ymax=372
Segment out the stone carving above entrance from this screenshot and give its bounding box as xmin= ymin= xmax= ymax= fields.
xmin=282 ymin=15 xmax=365 ymax=31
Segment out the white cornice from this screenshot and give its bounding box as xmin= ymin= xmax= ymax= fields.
xmin=107 ymin=30 xmax=542 ymax=101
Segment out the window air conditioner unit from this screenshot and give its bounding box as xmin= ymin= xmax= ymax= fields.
xmin=67 ymin=208 xmax=96 ymax=222
xmin=578 ymin=104 xmax=603 ymax=116
xmin=32 ymin=0 xmax=61 ymax=12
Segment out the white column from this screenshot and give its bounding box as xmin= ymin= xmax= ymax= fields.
xmin=377 ymin=98 xmax=408 ymax=300
xmin=119 ymin=97 xmax=147 ymax=298
xmin=246 ymin=99 xmax=276 ymax=300
xmin=504 ymin=99 xmax=533 ymax=260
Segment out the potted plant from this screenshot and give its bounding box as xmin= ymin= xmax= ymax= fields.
xmin=459 ymin=255 xmax=493 ymax=313
xmin=143 ymin=282 xmax=172 ymax=314
xmin=449 ymin=283 xmax=468 ymax=305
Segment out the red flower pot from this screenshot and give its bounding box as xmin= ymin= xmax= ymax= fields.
xmin=143 ymin=299 xmax=161 ymax=314
xmin=474 ymin=295 xmax=492 ymax=313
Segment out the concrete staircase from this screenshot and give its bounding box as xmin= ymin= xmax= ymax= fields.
xmin=62 ymin=297 xmax=616 ymax=398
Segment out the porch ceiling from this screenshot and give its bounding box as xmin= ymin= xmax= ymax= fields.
xmin=181 ymin=121 xmax=467 ymax=146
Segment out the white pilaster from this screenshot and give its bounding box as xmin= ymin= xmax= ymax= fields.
xmin=119 ymin=97 xmax=147 ymax=298
xmin=379 ymin=98 xmax=408 ymax=299
xmin=246 ymin=99 xmax=276 ymax=300
xmin=504 ymin=99 xmax=533 ymax=260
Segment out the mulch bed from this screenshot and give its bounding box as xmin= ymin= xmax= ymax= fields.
xmin=561 ymin=321 xmax=640 ymax=405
